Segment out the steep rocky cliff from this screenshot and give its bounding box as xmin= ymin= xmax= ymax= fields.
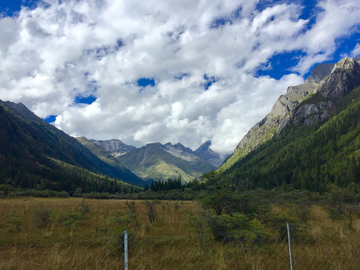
xmin=277 ymin=57 xmax=360 ymax=134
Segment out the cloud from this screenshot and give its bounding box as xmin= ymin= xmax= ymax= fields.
xmin=351 ymin=43 xmax=360 ymax=58
xmin=291 ymin=0 xmax=360 ymax=74
xmin=0 ymin=0 xmax=360 ymax=154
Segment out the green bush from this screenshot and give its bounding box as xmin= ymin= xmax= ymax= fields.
xmin=188 ymin=209 xmax=271 ymax=247
xmin=7 ymin=211 xmax=22 ymax=233
xmin=57 ymin=212 xmax=82 ymax=227
xmin=80 ymin=198 xmax=90 ymax=216
xmin=33 ymin=207 xmax=51 ymax=228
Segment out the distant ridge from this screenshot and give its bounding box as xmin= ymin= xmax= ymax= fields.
xmin=117 ymin=142 xmax=216 ymax=182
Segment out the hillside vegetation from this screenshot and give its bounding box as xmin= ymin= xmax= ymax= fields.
xmin=0 ymin=100 xmax=144 ymax=194
xmin=222 ymin=77 xmax=360 ymax=192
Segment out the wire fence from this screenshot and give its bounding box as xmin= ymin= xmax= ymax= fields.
xmin=1 ymin=223 xmax=359 ymax=270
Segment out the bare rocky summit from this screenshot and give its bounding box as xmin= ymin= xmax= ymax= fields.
xmin=194 ymin=140 xmax=228 ymax=168
xmin=90 ymin=139 xmax=136 ymax=157
xmin=318 ymin=57 xmax=360 ymax=99
xmin=163 ymin=142 xmax=199 ymax=162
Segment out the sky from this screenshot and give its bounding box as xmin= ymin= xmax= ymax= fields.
xmin=0 ymin=0 xmax=360 ymax=154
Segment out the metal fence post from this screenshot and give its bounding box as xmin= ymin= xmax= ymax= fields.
xmin=124 ymin=230 xmax=128 ymax=270
xmin=287 ymin=223 xmax=293 ymax=270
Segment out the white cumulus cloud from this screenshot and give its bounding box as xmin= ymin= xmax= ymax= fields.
xmin=0 ymin=0 xmax=360 ymax=154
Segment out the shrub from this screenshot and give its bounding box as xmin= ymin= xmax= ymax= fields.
xmin=58 ymin=212 xmax=82 ymax=227
xmin=33 ymin=207 xmax=51 ymax=228
xmin=7 ymin=211 xmax=22 ymax=233
xmin=142 ymin=200 xmax=161 ymax=223
xmin=327 ymin=203 xmax=360 ymax=230
xmin=57 ymin=191 xmax=70 ymax=198
xmin=74 ymin=188 xmax=82 ymax=197
xmin=125 ymin=200 xmax=135 ymax=212
xmin=189 ymin=210 xmax=271 ymax=246
xmin=110 ymin=211 xmax=142 ymax=255
xmin=80 ymin=198 xmax=90 ymax=216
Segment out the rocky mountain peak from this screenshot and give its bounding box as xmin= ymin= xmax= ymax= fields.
xmin=305 ymin=63 xmax=335 ymax=84
xmin=332 ymin=57 xmax=360 ymax=72
xmin=195 ymin=140 xmax=212 ymax=151
xmin=194 ymin=140 xmax=227 ymax=168
xmin=276 ymin=56 xmax=360 ymax=135
xmin=318 ymin=57 xmax=360 ymax=99
xmin=91 ymin=139 xmax=136 ymax=157
xmin=162 ymin=142 xmax=199 ymax=162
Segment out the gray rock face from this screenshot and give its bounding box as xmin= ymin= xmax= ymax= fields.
xmin=276 ymin=57 xmax=360 ymax=134
xmin=318 ymin=58 xmax=360 ymax=99
xmin=163 ymin=142 xmax=199 ymax=162
xmin=194 ymin=140 xmax=227 ymax=168
xmin=276 ymin=101 xmax=334 ymax=135
xmin=91 ymin=139 xmax=136 ymax=157
xmin=305 ymin=63 xmax=335 ymax=84
xmin=354 ymin=54 xmax=360 ymax=62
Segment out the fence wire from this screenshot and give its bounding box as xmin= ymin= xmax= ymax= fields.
xmin=1 ymin=223 xmax=359 ymax=270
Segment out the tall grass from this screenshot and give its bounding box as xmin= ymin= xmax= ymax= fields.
xmin=0 ymin=198 xmax=359 ymax=269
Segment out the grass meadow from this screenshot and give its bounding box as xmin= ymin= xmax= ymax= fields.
xmin=0 ymin=197 xmax=359 ymax=269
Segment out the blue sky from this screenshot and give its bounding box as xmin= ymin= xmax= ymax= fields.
xmin=0 ymin=0 xmax=42 ymax=16
xmin=0 ymin=0 xmax=360 ymax=153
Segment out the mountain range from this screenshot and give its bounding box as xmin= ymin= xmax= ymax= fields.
xmin=116 ymin=142 xmax=216 ymax=182
xmin=0 ymin=100 xmax=144 ymax=192
xmin=0 ymin=99 xmax=222 ymax=188
xmin=2 ymin=54 xmax=360 ymax=193
xmin=78 ymin=138 xmax=226 ymax=182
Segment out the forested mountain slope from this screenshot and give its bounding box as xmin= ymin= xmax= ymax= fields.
xmin=0 ymin=101 xmax=145 ymax=190
xmin=221 ymin=57 xmax=360 ymax=192
xmin=76 ymin=137 xmax=144 ymax=185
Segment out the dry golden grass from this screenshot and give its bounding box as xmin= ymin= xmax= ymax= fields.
xmin=0 ymin=198 xmax=359 ymax=269
xmin=0 ymin=198 xmax=197 ymax=246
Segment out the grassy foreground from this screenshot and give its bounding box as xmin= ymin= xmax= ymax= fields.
xmin=0 ymin=197 xmax=359 ymax=269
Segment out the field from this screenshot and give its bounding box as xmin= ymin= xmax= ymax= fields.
xmin=0 ymin=197 xmax=360 ymax=269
